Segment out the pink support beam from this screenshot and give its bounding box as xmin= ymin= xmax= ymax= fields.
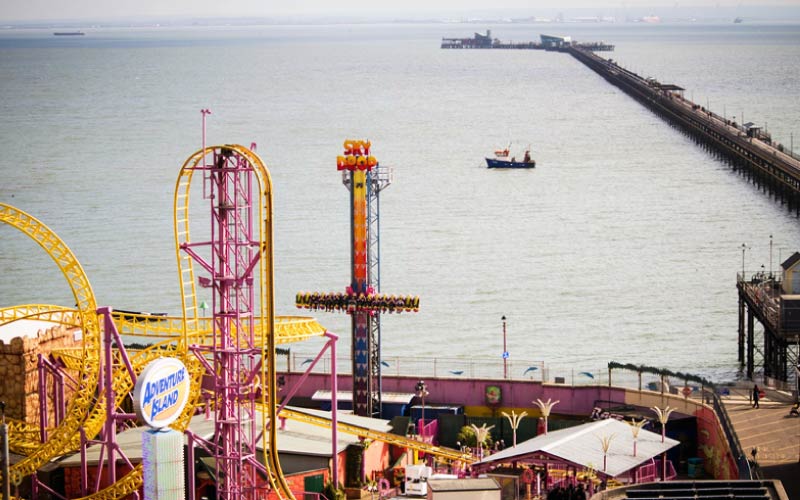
xmin=182 ymin=146 xmax=263 ymax=499
xmin=69 ymin=308 xmax=140 ymax=497
xmin=37 ymin=355 xmax=48 ymax=443
xmin=328 ymin=331 xmax=339 ymax=488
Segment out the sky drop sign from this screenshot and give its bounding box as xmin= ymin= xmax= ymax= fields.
xmin=133 ymin=357 xmax=191 ymax=429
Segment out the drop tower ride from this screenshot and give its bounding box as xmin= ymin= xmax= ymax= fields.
xmin=297 ymin=140 xmax=419 ymax=417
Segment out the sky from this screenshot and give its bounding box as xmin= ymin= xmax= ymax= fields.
xmin=2 ymin=1 xmax=799 ymax=23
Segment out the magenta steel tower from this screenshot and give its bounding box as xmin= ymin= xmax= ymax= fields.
xmin=177 ymin=143 xmax=285 ymax=499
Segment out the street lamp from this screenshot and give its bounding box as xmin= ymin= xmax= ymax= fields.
xmin=501 ymin=410 xmax=527 ymax=447
xmin=534 ymin=398 xmax=559 ymax=435
xmin=501 ymin=316 xmax=508 ymax=379
xmin=597 ymin=434 xmax=615 ymax=472
xmin=770 ymin=235 xmax=773 ymax=278
xmin=651 ymin=405 xmax=676 ymax=480
xmin=469 ymin=423 xmax=495 ymax=461
xmin=415 ymin=380 xmax=429 ymax=440
xmin=741 ymin=243 xmax=749 ymax=279
xmin=628 ymin=418 xmax=647 ymax=457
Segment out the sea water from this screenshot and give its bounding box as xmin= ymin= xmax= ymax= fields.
xmin=1 ymin=22 xmax=799 ymax=384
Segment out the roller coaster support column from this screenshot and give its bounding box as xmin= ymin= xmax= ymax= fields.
xmin=330 ymin=331 xmax=339 ymax=486
xmin=209 ymin=148 xmax=258 ymax=499
xmin=297 ymin=140 xmax=419 ymax=418
xmin=274 ymin=332 xmax=340 ymax=484
xmin=73 ymin=308 xmax=140 ymax=498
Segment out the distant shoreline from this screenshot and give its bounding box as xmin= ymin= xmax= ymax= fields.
xmin=3 ymin=5 xmax=800 ymax=29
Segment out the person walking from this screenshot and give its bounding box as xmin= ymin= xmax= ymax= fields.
xmin=752 ymin=384 xmax=760 ymax=408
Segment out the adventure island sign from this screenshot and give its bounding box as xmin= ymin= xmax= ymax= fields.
xmin=133 ymin=357 xmax=191 ymax=429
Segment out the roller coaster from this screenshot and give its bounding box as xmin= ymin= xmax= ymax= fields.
xmin=0 ymin=140 xmax=471 ymax=499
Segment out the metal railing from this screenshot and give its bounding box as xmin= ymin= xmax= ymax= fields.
xmin=284 ymin=352 xmax=628 ymax=386
xmin=710 ymin=389 xmax=755 ymax=479
xmin=283 ymin=353 xmax=713 ymax=392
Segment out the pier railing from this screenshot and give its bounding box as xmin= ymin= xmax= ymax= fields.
xmin=284 ymin=352 xmax=553 ymax=381
xmin=710 ymin=390 xmax=756 ymax=479
xmin=737 ymin=273 xmax=782 ymax=334
xmin=282 ymin=352 xmax=714 ymax=393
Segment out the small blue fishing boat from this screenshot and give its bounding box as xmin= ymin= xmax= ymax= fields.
xmin=486 ymin=145 xmax=535 ymax=168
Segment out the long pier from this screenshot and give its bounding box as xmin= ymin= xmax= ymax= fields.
xmin=568 ymin=47 xmax=800 ymax=214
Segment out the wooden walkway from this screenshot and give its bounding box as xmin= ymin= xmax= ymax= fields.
xmin=721 ymin=384 xmax=800 ymax=498
xmin=568 ymin=47 xmax=800 ymax=215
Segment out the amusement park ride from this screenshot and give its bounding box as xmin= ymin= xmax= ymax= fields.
xmin=1 ymin=141 xmax=318 ymax=499
xmin=296 ymin=139 xmax=420 ymax=418
xmin=0 ymin=120 xmax=463 ymax=499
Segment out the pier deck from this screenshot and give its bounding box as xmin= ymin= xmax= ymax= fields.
xmin=441 ymin=31 xmax=613 ymax=51
xmin=568 ymin=47 xmax=800 ymax=213
xmin=736 ymin=275 xmax=800 ymax=383
xmin=721 ymin=384 xmax=799 ymax=499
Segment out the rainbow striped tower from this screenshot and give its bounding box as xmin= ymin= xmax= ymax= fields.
xmin=349 ymin=141 xmax=374 ymax=416
xmin=297 ymin=140 xmax=419 ymax=417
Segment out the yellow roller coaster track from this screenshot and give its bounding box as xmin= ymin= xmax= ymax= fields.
xmin=0 ymin=307 xmax=325 ymax=348
xmin=0 ymin=206 xmax=202 ymax=499
xmin=109 ymin=312 xmax=326 ymax=345
xmin=0 ymin=305 xmax=325 ymax=490
xmin=2 ymin=144 xmax=327 ymax=499
xmin=174 ymin=144 xmax=295 ymax=499
xmin=0 ymin=204 xmax=102 ymax=488
xmin=0 ymin=304 xmax=77 ymax=325
xmin=281 ymin=408 xmax=475 ymax=465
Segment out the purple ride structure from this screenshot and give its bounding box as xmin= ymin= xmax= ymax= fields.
xmin=19 ymin=130 xmax=335 ymax=498
xmin=1 ymin=128 xmax=440 ymax=498
xmin=175 ymin=142 xmax=290 ymax=499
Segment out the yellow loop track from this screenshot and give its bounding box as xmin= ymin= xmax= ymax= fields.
xmin=0 ymin=204 xmax=101 ymax=488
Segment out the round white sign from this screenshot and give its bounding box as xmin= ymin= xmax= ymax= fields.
xmin=133 ymin=357 xmax=191 ymax=429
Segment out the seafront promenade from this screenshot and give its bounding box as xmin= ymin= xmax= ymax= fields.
xmin=284 ymin=352 xmax=800 ymax=494
xmin=721 ymin=383 xmax=800 ymax=499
